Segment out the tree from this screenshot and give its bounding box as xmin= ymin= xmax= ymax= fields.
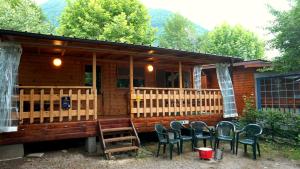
xmin=158 ymin=13 xmax=199 ymax=51
xmin=0 ymin=0 xmax=53 ymax=34
xmin=268 ymin=0 xmax=300 ymax=72
xmin=199 ymin=23 xmax=265 ymax=60
xmin=57 ymin=0 xmax=155 ymax=45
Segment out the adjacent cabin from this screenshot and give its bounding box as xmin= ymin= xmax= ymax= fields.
xmin=202 ymin=60 xmax=271 ymax=114
xmin=0 ymin=30 xmax=242 ymax=158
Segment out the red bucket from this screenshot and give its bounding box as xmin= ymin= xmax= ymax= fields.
xmin=196 ymin=147 xmax=214 ymax=159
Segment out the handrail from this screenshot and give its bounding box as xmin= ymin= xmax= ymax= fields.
xmin=17 ymin=86 xmax=93 ymax=89
xmin=133 ymin=87 xmax=220 ymax=91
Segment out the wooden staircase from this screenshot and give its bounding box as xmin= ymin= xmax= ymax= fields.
xmin=98 ymin=118 xmax=140 ymax=159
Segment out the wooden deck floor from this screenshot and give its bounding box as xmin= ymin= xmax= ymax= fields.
xmin=0 ymin=114 xmax=223 ymax=145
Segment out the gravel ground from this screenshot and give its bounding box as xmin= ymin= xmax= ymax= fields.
xmin=0 ymin=142 xmax=299 ymax=169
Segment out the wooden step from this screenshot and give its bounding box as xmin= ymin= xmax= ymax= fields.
xmin=105 ymin=146 xmax=139 ymax=154
xmin=102 ymin=127 xmax=132 ymax=133
xmin=104 ymin=136 xmax=136 ymax=143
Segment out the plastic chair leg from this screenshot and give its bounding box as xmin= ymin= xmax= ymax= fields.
xmin=203 ymin=139 xmax=207 ymax=147
xmin=244 ymin=144 xmax=247 ymax=153
xmin=252 ymin=144 xmax=257 ymax=160
xmin=169 ymin=144 xmax=173 ymax=160
xmin=163 ymin=144 xmax=166 ymax=154
xmin=156 ymin=143 xmax=161 ymax=157
xmin=177 ymin=143 xmax=180 ymax=155
xmin=257 ymin=143 xmax=261 ymax=157
xmin=210 ymin=138 xmax=213 ymax=148
xmin=235 ymin=142 xmax=239 ymax=155
xmin=180 ymin=141 xmax=183 ymax=153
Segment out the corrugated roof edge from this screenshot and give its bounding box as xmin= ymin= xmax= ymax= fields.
xmin=0 ymin=29 xmax=243 ymax=62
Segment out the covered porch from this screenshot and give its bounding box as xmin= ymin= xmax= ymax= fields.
xmin=0 ymin=30 xmax=241 ymax=144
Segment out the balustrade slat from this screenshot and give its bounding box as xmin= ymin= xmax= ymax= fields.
xmin=40 ymin=89 xmax=44 ymax=123
xmin=59 ymin=89 xmax=63 ymax=122
xmin=19 ymin=89 xmax=24 ymax=124
xmin=50 ymin=88 xmax=54 ymax=122
xmin=137 ymin=90 xmax=140 ymax=118
xmin=86 ymin=89 xmax=89 ymax=120
xmin=30 ymin=89 xmax=34 ymax=123
xmin=143 ymin=90 xmax=146 ymax=118
xmin=77 ymin=89 xmax=81 ymax=120
xmin=68 ymin=89 xmax=72 ymax=121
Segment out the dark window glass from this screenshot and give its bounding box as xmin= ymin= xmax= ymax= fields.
xmin=85 ymin=65 xmax=101 ymax=93
xmin=116 ymin=66 xmax=144 ymax=88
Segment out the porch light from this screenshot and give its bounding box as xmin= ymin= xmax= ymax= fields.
xmin=147 ymin=64 xmax=154 ymax=72
xmin=53 ymin=58 xmax=62 ymax=67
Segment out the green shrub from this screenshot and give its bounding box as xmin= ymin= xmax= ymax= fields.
xmin=239 ymin=95 xmax=300 ymax=146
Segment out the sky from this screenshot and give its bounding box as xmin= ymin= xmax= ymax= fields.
xmin=34 ymin=0 xmax=292 ymax=59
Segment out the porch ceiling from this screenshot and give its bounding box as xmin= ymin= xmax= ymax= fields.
xmin=0 ymin=29 xmax=243 ymax=65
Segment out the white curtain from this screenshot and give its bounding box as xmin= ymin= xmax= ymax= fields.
xmin=0 ymin=42 xmax=22 ymax=133
xmin=193 ymin=65 xmax=202 ymax=90
xmin=216 ymin=63 xmax=238 ymax=118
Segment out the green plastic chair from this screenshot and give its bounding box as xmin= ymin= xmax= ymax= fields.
xmin=155 ymin=124 xmax=180 ymax=160
xmin=190 ymin=121 xmax=214 ymax=149
xmin=236 ymin=124 xmax=263 ymax=160
xmin=214 ymin=121 xmax=236 ymax=154
xmin=170 ymin=121 xmax=193 ymax=153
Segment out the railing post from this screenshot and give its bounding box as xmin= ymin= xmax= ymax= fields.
xmin=129 ymin=56 xmax=134 ymax=118
xmin=92 ymin=53 xmax=97 ymax=119
xmin=179 ymin=61 xmax=183 ymax=116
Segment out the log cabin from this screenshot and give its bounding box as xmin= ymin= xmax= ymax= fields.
xmin=0 ymin=29 xmax=242 ymax=158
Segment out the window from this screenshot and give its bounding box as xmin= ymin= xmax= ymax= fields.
xmin=156 ymin=70 xmax=190 ymax=88
xmin=257 ymin=74 xmax=300 ymax=114
xmin=117 ymin=66 xmax=145 ymax=88
xmin=85 ymin=65 xmax=101 ymax=93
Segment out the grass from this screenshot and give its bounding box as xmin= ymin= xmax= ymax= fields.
xmin=260 ymin=141 xmax=300 ymax=160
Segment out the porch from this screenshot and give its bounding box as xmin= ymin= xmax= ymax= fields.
xmin=0 ymin=30 xmax=241 ymax=145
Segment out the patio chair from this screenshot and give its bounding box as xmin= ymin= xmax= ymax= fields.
xmin=154 ymin=124 xmax=180 ymax=160
xmin=214 ymin=121 xmax=236 ymax=154
xmin=236 ymin=124 xmax=262 ymax=160
xmin=190 ymin=121 xmax=214 ymax=149
xmin=170 ymin=121 xmax=193 ymax=153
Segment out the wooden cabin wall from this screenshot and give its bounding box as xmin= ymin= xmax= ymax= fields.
xmin=202 ymin=67 xmax=258 ymax=115
xmin=18 ymin=54 xmax=193 ymax=117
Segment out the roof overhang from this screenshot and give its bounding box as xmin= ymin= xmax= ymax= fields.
xmin=0 ymin=29 xmax=243 ymax=66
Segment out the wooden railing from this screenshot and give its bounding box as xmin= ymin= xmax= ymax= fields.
xmin=131 ymin=87 xmax=223 ymax=118
xmin=16 ymin=86 xmax=97 ymax=124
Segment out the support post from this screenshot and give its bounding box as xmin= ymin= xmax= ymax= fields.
xmin=92 ymin=53 xmax=97 ymax=119
xmin=129 ymin=56 xmax=134 ymax=118
xmin=179 ymin=61 xmax=183 ymax=116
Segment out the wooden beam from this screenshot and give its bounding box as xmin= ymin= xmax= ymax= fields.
xmin=130 ymin=56 xmax=134 ymax=118
xmin=179 ymin=61 xmax=183 ymax=116
xmin=92 ymin=53 xmax=97 ymax=91
xmin=92 ymin=53 xmax=97 ymax=119
xmin=179 ymin=61 xmax=183 ymax=89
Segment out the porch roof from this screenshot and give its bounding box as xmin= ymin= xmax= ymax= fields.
xmin=0 ymin=29 xmax=242 ymax=65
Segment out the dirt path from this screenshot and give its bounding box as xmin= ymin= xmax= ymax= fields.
xmin=0 ymin=143 xmax=299 ymax=169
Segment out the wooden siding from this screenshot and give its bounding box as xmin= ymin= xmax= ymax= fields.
xmin=203 ymin=67 xmax=258 ymax=115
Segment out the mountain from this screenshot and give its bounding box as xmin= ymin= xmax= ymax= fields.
xmin=149 ymin=8 xmax=207 ymax=36
xmin=40 ymin=0 xmax=207 ymax=35
xmin=41 ymin=0 xmax=66 ymax=27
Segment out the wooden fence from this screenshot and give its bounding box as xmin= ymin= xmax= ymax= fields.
xmin=130 ymin=87 xmax=223 ymax=118
xmin=16 ymin=86 xmax=97 ymax=124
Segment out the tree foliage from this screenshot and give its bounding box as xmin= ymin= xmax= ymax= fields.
xmin=57 ymin=0 xmax=155 ymax=45
xmin=268 ymin=0 xmax=300 ymax=72
xmin=0 ymin=0 xmax=53 ymax=33
xmin=158 ymin=13 xmax=199 ymax=51
xmin=199 ymin=23 xmax=265 ymax=60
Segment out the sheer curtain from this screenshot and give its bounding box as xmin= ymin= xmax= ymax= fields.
xmin=193 ymin=65 xmax=202 ymax=90
xmin=0 ymin=42 xmax=22 ymax=133
xmin=216 ymin=63 xmax=238 ymax=118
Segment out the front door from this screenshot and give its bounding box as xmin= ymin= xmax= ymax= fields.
xmin=84 ymin=65 xmax=103 ymax=115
